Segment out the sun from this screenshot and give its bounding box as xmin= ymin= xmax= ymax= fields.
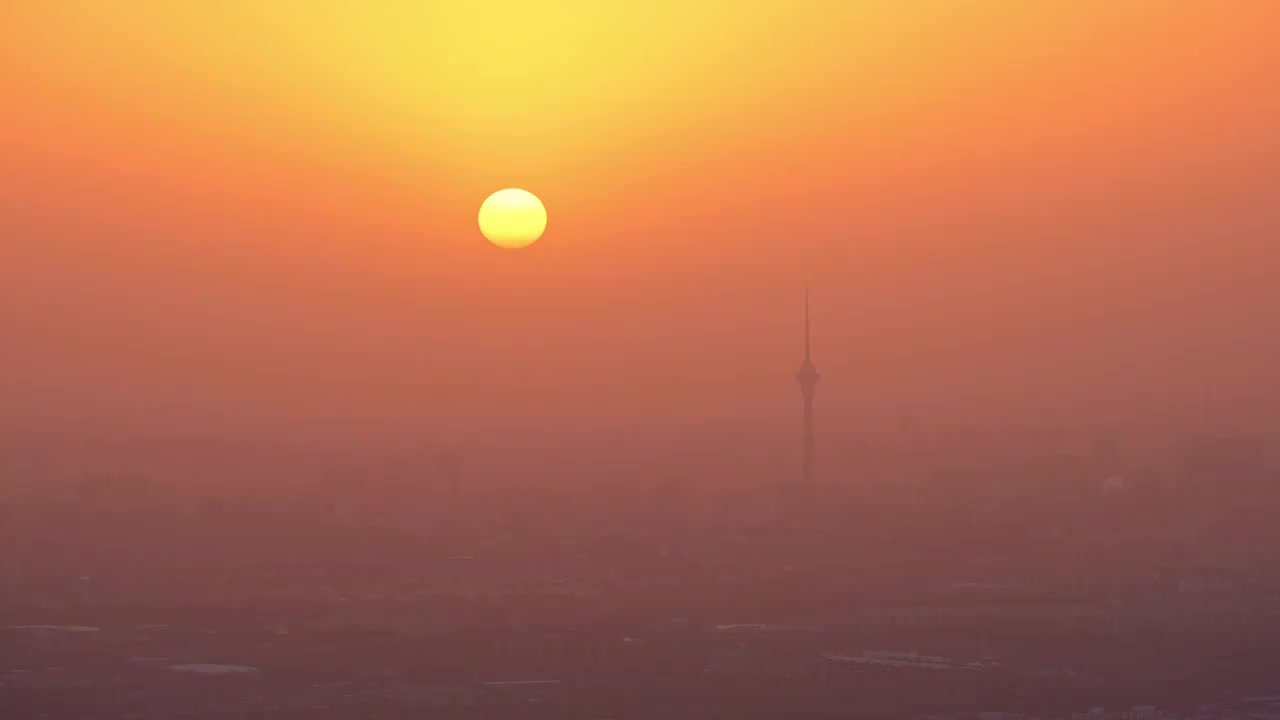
xmin=478 ymin=189 xmax=547 ymax=249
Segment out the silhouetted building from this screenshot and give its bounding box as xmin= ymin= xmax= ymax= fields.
xmin=795 ymin=286 xmax=820 ymax=485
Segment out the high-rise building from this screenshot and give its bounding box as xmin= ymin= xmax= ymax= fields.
xmin=795 ymin=286 xmax=820 ymax=484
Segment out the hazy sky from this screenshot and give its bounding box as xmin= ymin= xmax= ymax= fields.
xmin=2 ymin=2 xmax=1278 ymax=450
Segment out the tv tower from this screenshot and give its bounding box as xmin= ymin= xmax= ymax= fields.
xmin=795 ymin=286 xmax=820 ymax=485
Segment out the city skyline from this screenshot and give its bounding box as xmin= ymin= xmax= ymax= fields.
xmin=3 ymin=4 xmax=1280 ymax=716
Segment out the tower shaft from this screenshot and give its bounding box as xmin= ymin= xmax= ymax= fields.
xmin=802 ymin=387 xmax=816 ymax=484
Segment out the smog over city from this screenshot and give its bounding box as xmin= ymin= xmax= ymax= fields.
xmin=3 ymin=3 xmax=1279 ymax=719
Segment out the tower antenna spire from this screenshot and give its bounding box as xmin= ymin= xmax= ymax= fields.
xmin=804 ymin=283 xmax=812 ymax=362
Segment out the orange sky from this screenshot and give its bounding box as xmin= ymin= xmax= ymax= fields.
xmin=2 ymin=2 xmax=1278 ymax=453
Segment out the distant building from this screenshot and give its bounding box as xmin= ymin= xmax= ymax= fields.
xmin=479 ymin=679 xmax=563 ymax=705
xmin=795 ymin=286 xmax=820 ymax=486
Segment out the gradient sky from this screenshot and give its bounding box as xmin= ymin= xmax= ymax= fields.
xmin=2 ymin=2 xmax=1278 ymax=455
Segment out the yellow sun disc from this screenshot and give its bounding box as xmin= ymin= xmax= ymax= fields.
xmin=478 ymin=189 xmax=546 ymax=249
